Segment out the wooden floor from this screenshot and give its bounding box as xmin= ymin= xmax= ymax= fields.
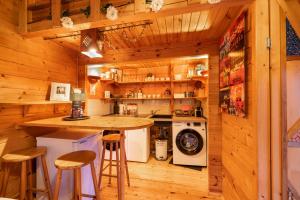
xmin=100 ymin=155 xmax=223 ymax=200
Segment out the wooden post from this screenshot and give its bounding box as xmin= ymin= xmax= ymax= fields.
xmin=20 ymin=161 xmax=27 ymax=200
xmin=90 ymin=0 xmax=101 ymax=20
xmin=18 ymin=0 xmax=27 ymax=33
xmin=52 ymin=0 xmax=62 ymax=27
xmin=254 ymin=0 xmax=271 ymax=199
xmin=208 ymin=53 xmax=222 ymax=192
xmin=119 ymin=130 xmax=126 ymax=200
xmin=270 ymin=0 xmax=287 ymax=199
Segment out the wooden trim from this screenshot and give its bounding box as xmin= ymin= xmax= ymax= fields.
xmin=18 ymin=0 xmax=28 ymax=33
xmin=276 ymin=0 xmax=300 ymax=38
xmin=270 ymin=0 xmax=287 ymax=199
xmin=22 ymin=0 xmax=254 ymax=38
xmin=287 ymin=118 xmax=300 ymax=140
xmin=254 ymin=0 xmax=271 ymax=198
xmin=287 ymin=56 xmax=300 ymax=61
xmin=52 ymin=0 xmax=62 ymax=27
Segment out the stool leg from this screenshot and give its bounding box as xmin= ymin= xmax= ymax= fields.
xmin=41 ymin=155 xmax=52 ymax=200
xmin=0 ymin=163 xmax=10 ymax=197
xmin=75 ymin=169 xmax=82 ymax=200
xmin=124 ymin=152 xmax=130 ymax=187
xmin=115 ymin=142 xmax=121 ymax=198
xmin=20 ymin=161 xmax=27 ymax=200
xmin=90 ymin=162 xmax=100 ymax=200
xmin=98 ymin=142 xmax=106 ymax=189
xmin=109 ymin=143 xmax=113 ymax=184
xmin=28 ymin=160 xmax=33 ymax=200
xmin=74 ymin=169 xmax=77 ymax=200
xmin=119 ymin=131 xmax=126 ymax=200
xmin=53 ymin=169 xmax=62 ymax=200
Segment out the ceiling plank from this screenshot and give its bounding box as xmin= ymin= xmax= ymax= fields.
xmin=23 ymin=0 xmax=253 ymax=38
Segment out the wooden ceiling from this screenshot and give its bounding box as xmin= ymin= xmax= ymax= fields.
xmin=51 ymin=5 xmax=242 ymax=52
xmin=24 ymin=0 xmax=246 ymax=60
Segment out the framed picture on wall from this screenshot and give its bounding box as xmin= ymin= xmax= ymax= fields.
xmin=50 ymin=82 xmax=71 ymax=101
xmin=219 ymin=12 xmax=247 ymax=118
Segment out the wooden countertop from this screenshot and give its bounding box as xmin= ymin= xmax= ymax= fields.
xmin=20 ymin=116 xmax=154 ymax=131
xmin=103 ymin=114 xmax=207 ymax=123
xmin=172 ymin=116 xmax=207 ymax=123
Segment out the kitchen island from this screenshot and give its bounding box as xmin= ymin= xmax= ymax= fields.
xmin=20 ymin=116 xmax=154 ymax=200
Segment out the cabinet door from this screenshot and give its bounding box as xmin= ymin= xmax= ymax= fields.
xmin=125 ymin=128 xmax=150 ymax=162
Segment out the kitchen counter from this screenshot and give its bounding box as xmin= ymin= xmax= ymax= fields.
xmin=104 ymin=113 xmax=207 ymax=123
xmin=172 ymin=116 xmax=207 ymax=123
xmin=20 ymin=116 xmax=154 ymax=130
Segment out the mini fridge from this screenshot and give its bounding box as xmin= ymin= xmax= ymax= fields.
xmin=36 ymin=129 xmax=102 ymax=200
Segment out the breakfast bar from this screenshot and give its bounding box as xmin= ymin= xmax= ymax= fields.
xmin=20 ymin=116 xmax=154 ymax=200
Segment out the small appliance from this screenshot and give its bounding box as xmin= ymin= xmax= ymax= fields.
xmin=172 ymin=121 xmax=207 ymax=166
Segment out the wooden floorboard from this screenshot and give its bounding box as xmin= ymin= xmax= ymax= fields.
xmin=100 ymin=155 xmax=223 ymax=200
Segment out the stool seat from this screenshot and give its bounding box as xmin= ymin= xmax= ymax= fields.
xmin=53 ymin=150 xmax=100 ymax=200
xmin=1 ymin=146 xmax=52 ymax=200
xmin=2 ymin=146 xmax=47 ymax=163
xmin=102 ymin=133 xmax=122 ymax=142
xmin=55 ymin=150 xmax=96 ymax=169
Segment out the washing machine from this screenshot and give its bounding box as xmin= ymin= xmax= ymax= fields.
xmin=172 ymin=121 xmax=207 ymax=166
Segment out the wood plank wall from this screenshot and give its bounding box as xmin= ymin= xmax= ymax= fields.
xmin=0 ymin=0 xmax=78 ymax=196
xmin=221 ymin=5 xmax=259 ymax=200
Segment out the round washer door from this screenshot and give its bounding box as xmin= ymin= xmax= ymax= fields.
xmin=176 ymin=129 xmax=203 ymax=155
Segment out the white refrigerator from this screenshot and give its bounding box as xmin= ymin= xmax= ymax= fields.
xmin=36 ymin=129 xmax=102 ymax=200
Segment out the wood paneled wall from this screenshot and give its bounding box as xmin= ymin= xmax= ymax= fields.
xmin=221 ymin=5 xmax=259 ymax=200
xmin=0 ymin=0 xmax=78 ymax=196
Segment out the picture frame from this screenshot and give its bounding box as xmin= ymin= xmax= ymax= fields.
xmin=219 ymin=12 xmax=247 ymax=118
xmin=50 ymin=82 xmax=71 ymax=101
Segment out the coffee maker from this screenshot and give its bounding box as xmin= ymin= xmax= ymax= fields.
xmin=195 ymin=101 xmax=203 ymax=117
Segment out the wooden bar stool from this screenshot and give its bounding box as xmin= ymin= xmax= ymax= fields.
xmin=53 ymin=150 xmax=100 ymax=200
xmin=98 ymin=134 xmax=130 ymax=193
xmin=1 ymin=146 xmax=52 ymax=200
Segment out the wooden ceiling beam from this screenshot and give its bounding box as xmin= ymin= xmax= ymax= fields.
xmin=52 ymin=0 xmax=62 ymax=27
xmin=90 ymin=0 xmax=101 ymax=20
xmin=276 ymin=0 xmax=300 ymax=37
xmin=23 ymin=0 xmax=253 ymax=38
xmin=79 ymin=40 xmax=219 ymax=64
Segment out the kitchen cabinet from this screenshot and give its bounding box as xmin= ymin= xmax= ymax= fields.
xmin=125 ymin=128 xmax=150 ymax=163
xmin=103 ymin=128 xmax=150 ymax=163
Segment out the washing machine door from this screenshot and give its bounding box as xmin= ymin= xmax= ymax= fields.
xmin=176 ymin=129 xmax=203 ymax=155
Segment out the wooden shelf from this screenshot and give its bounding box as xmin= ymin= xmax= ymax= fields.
xmin=173 ymin=77 xmax=207 ymax=83
xmin=103 ymin=97 xmax=172 ymax=100
xmin=116 ymin=80 xmax=171 ymax=84
xmin=174 ymin=97 xmax=207 ymax=100
xmin=220 ymin=87 xmax=230 ymax=92
xmin=0 ymin=100 xmax=72 ymax=106
xmin=101 ymin=97 xmax=207 ymax=101
xmin=115 ymin=78 xmax=207 ymax=84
